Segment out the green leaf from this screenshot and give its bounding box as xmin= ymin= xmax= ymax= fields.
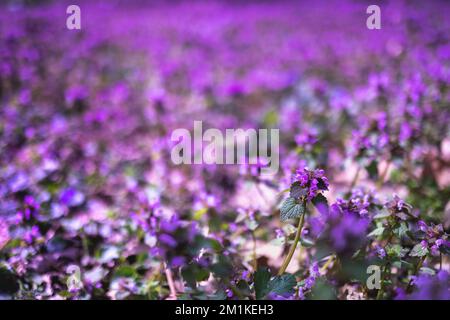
xmin=236 ymin=279 xmax=252 ymax=296
xmin=0 ymin=267 xmax=19 ymax=298
xmin=113 ymin=265 xmax=137 ymax=278
xmin=211 ymin=255 xmax=234 ymax=278
xmin=365 ymin=160 xmax=378 ymax=180
xmin=267 ymin=274 xmax=296 ymax=297
xmin=386 ymin=244 xmax=408 ymax=258
xmin=410 ymin=243 xmax=429 ymax=257
xmin=300 ymin=238 xmax=315 ymax=248
xmin=419 ymin=267 xmax=436 ymax=276
xmin=310 ymin=278 xmax=336 ymax=300
xmin=392 ymin=260 xmax=414 ymax=269
xmin=280 ymin=197 xmax=305 ymax=221
xmin=367 ymin=227 xmax=385 ymax=237
xmin=254 ymin=270 xmax=296 ymax=299
xmin=394 ymin=222 xmax=409 ymax=238
xmin=181 ymin=265 xmax=197 ymax=288
xmin=254 ymin=268 xmax=271 ymax=300
xmin=373 ymin=209 xmax=391 ymax=219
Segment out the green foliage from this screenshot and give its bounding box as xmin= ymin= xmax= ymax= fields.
xmin=280 ymin=197 xmax=305 ymax=221
xmin=365 ymin=160 xmax=378 ymax=180
xmin=410 ymin=243 xmax=428 ymax=257
xmin=254 ymin=268 xmax=296 ymax=299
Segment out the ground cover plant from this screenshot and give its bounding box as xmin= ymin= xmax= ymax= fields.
xmin=0 ymin=0 xmax=449 ymax=300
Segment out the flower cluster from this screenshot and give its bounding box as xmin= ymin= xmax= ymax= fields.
xmin=417 ymin=221 xmax=449 ymax=257
xmin=297 ymin=263 xmax=321 ymax=299
xmin=397 ymin=271 xmax=450 ymax=300
xmin=321 ymin=202 xmax=370 ymax=256
xmin=293 ymin=168 xmax=329 ymax=201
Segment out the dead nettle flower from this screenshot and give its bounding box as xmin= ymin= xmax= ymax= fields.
xmin=385 ymin=195 xmax=417 ymax=221
xmin=295 ymin=126 xmax=318 ymax=152
xmin=321 ymin=201 xmax=370 ymax=256
xmin=399 ymin=271 xmax=450 ymax=300
xmin=304 ymin=188 xmax=376 ymax=245
xmin=416 ymin=220 xmax=449 ymax=256
xmin=348 ymin=188 xmax=380 ymax=216
xmin=16 ymin=195 xmax=40 ymax=223
xmin=375 ymin=245 xmax=387 ymax=259
xmin=334 ymin=190 xmax=377 ymax=218
xmin=297 ymin=262 xmax=321 ymax=299
xmin=293 ymin=167 xmax=329 ymax=202
xmin=349 ymin=112 xmax=390 ymax=162
xmin=278 ymin=167 xmax=329 ymax=275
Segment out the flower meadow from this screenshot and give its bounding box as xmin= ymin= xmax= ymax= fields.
xmin=0 ymin=0 xmax=449 ymax=301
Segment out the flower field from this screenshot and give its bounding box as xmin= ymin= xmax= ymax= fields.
xmin=0 ymin=0 xmax=449 ymax=300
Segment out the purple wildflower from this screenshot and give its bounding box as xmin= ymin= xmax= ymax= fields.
xmin=293 ymin=167 xmax=329 ymax=201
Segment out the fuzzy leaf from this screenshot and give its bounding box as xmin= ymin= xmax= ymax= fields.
xmin=267 ymin=274 xmax=296 ymax=297
xmin=280 ymin=197 xmax=305 ymax=221
xmin=373 ymin=209 xmax=391 ymax=219
xmin=410 ymin=243 xmax=429 ymax=257
xmin=300 ymin=238 xmax=315 ymax=247
xmin=419 ymin=267 xmax=436 ymax=276
xmin=386 ymin=244 xmax=408 ymax=258
xmin=254 ymin=268 xmax=271 ymax=300
xmin=368 ymin=227 xmax=385 ymax=237
xmin=365 ymin=160 xmax=378 ymax=180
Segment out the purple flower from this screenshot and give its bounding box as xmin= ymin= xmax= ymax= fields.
xmin=293 ymin=167 xmax=329 ymax=201
xmin=406 ymin=271 xmax=450 ymax=300
xmin=60 ymin=188 xmax=85 ymax=207
xmin=416 ymin=221 xmax=448 ymax=256
xmin=24 ymin=225 xmax=40 ymax=244
xmin=376 ymin=245 xmax=386 ymax=259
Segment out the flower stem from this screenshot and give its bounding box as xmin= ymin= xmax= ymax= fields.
xmin=377 ymin=161 xmax=390 ymax=188
xmin=350 ymin=166 xmax=361 ymax=190
xmin=376 ymin=264 xmax=388 ymax=300
xmin=278 ymin=212 xmax=305 ymax=275
xmin=164 ymin=264 xmax=177 ymax=300
xmin=251 ymin=231 xmax=258 ymax=271
xmin=320 ymin=255 xmax=335 ymax=274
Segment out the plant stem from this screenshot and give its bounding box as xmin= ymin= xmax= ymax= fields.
xmin=350 ymin=166 xmax=361 ymax=190
xmin=164 ymin=264 xmax=177 ymax=300
xmin=278 ymin=212 xmax=305 ymax=275
xmin=377 ymin=161 xmax=390 ymax=188
xmin=251 ymin=231 xmax=258 ymax=271
xmin=376 ymin=286 xmax=384 ymax=300
xmin=320 ymin=255 xmax=335 ymax=274
xmin=376 ymin=264 xmax=387 ymax=300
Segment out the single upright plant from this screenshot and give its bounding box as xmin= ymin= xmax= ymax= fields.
xmin=278 ymin=168 xmax=329 ymax=275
